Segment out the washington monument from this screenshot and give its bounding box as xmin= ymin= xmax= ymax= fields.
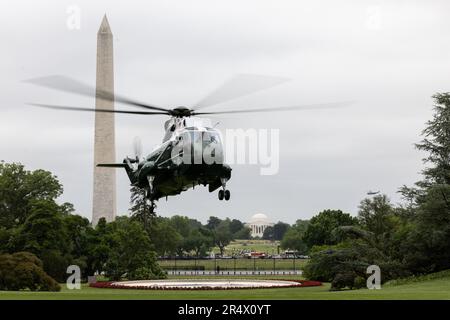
xmin=92 ymin=15 xmax=116 ymax=225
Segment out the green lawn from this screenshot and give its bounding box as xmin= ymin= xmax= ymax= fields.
xmin=211 ymin=240 xmax=281 ymax=256
xmin=1 ymin=274 xmax=449 ymax=300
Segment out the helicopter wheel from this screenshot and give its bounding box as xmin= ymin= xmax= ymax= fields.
xmin=149 ymin=201 xmax=157 ymax=214
xmin=218 ymin=189 xmax=224 ymax=200
xmin=224 ymin=190 xmax=230 ymax=201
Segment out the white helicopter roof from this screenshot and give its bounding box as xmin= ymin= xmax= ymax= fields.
xmin=184 ymin=117 xmax=213 ymax=129
xmin=161 ymin=116 xmax=216 ymax=144
xmin=164 ymin=116 xmax=213 ymax=131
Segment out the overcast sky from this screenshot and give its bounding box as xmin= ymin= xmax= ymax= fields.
xmin=1 ymin=0 xmax=449 ymax=224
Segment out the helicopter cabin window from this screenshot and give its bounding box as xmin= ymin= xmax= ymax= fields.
xmin=203 ymin=131 xmax=220 ymax=144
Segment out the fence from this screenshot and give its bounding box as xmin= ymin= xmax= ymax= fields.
xmin=158 ymin=257 xmax=307 ymax=275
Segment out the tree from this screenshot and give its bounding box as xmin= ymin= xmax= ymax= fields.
xmin=148 ymin=217 xmax=182 ymax=256
xmin=414 ymin=93 xmax=450 ymax=188
xmin=404 ymin=185 xmax=450 ymax=272
xmin=358 ymin=195 xmax=397 ymax=239
xmin=167 ymin=215 xmax=204 ymax=256
xmin=14 ymin=200 xmax=70 ymax=253
xmin=12 ymin=200 xmax=73 ymax=282
xmin=280 ymin=220 xmax=309 ymax=253
xmin=398 ymin=93 xmax=450 ymax=273
xmin=233 ymin=226 xmax=251 ymax=240
xmin=273 ymin=222 xmax=290 ymax=240
xmin=229 ymin=219 xmax=251 ymax=239
xmin=103 ymin=217 xmax=166 ymax=280
xmin=303 ymin=93 xmax=450 ymax=286
xmin=303 ymin=210 xmax=357 ymax=248
xmin=206 ymin=216 xmax=222 ymax=230
xmin=262 ymin=226 xmax=274 ymax=240
xmin=0 ymin=227 xmax=13 ymax=253
xmin=83 ymin=218 xmax=111 ymax=277
xmin=129 ymin=186 xmax=155 ymax=231
xmin=213 ymin=220 xmax=233 ymax=255
xmin=229 ymin=219 xmax=244 ymax=234
xmin=0 ymin=162 xmax=64 ymax=228
xmin=169 ymin=215 xmax=201 ymax=238
xmin=262 ymin=221 xmax=291 ymax=241
xmin=184 ymin=229 xmax=213 ymax=257
xmin=62 ymin=214 xmax=91 ymax=260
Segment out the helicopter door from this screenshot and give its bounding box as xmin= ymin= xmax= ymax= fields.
xmin=202 ymin=131 xmax=223 ymax=164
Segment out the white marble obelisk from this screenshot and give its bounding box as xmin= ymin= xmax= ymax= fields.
xmin=92 ymin=15 xmax=116 ymax=225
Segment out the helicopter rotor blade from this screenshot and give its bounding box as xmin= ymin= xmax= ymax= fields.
xmin=23 ymin=75 xmax=170 ymax=113
xmin=27 ymin=103 xmax=169 ymax=115
xmin=193 ymin=74 xmax=290 ymax=110
xmin=192 ymin=101 xmax=354 ymax=115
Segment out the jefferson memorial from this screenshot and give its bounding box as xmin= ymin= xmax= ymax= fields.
xmin=246 ymin=213 xmax=274 ymax=238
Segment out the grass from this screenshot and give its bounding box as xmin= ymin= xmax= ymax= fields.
xmin=385 ymin=269 xmax=450 ymax=286
xmin=1 ymin=273 xmax=450 ymax=300
xmin=211 ymin=240 xmax=281 ymax=256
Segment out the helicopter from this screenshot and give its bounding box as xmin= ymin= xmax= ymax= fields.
xmin=25 ymin=74 xmax=351 ymax=212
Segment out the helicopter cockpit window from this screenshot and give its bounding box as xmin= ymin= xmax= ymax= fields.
xmin=175 ymin=135 xmax=183 ymax=145
xmin=178 ymin=130 xmax=220 ymax=148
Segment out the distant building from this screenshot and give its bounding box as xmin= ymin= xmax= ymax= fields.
xmin=246 ymin=213 xmax=274 ymax=238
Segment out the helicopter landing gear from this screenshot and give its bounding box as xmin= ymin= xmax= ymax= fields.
xmin=218 ymin=178 xmax=230 ymax=201
xmin=145 ymin=175 xmax=156 ymax=199
xmin=147 ymin=175 xmax=155 ymax=195
xmin=147 ymin=200 xmax=157 ymax=214
xmin=144 ymin=175 xmax=158 ymax=213
xmin=218 ymin=189 xmax=231 ymax=201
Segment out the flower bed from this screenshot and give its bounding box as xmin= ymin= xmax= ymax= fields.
xmin=89 ymin=279 xmax=322 ymax=290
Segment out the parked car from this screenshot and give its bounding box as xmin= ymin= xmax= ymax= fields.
xmin=244 ymin=251 xmax=267 ymax=259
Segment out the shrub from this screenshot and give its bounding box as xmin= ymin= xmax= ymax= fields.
xmin=331 ymin=272 xmax=357 ymax=291
xmin=353 ymin=276 xmax=367 ymax=289
xmin=0 ymin=252 xmax=60 ymax=291
xmin=128 ymin=267 xmax=167 ymax=280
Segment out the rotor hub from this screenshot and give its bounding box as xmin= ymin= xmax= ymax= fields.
xmin=170 ymin=106 xmax=192 ymax=117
